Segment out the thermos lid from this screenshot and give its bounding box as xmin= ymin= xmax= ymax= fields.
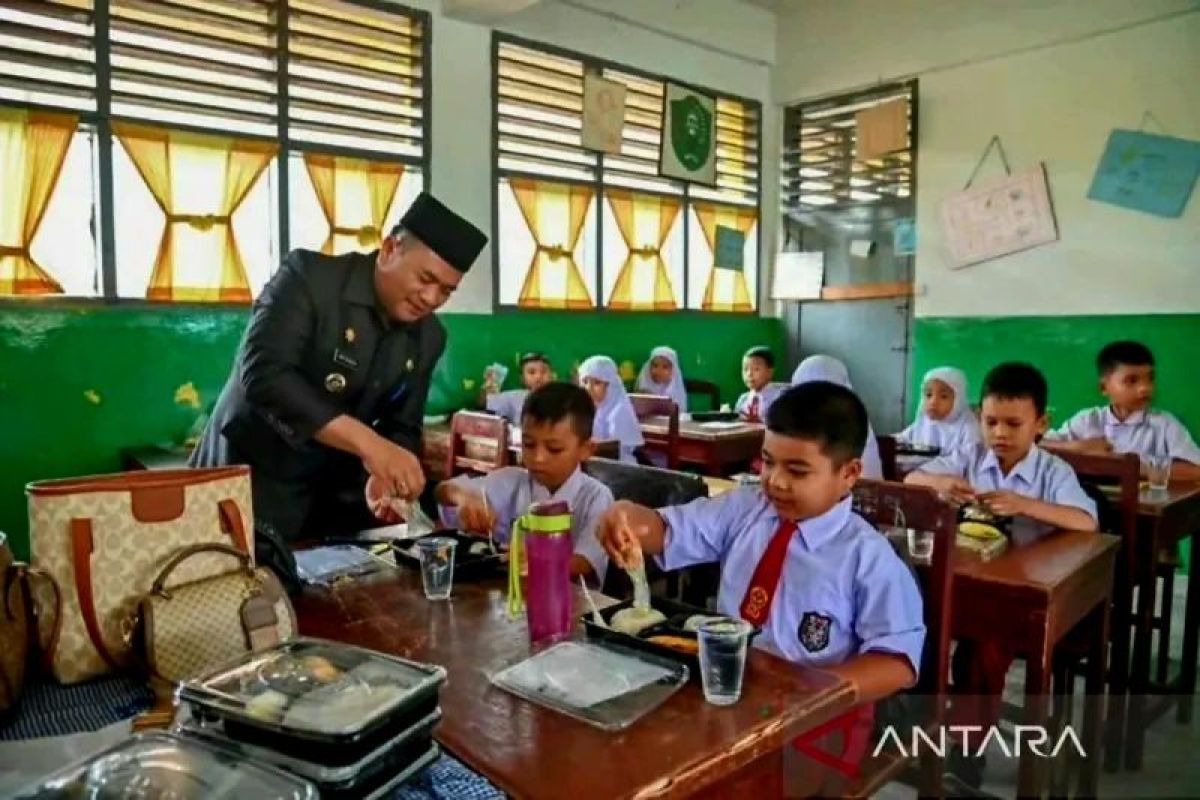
xmin=529 ymin=500 xmax=569 ymax=517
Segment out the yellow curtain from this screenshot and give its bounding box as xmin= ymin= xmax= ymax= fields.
xmin=0 ymin=108 xmax=76 ymax=296
xmin=114 ymin=123 xmax=277 ymax=303
xmin=606 ymin=190 xmax=680 ymax=311
xmin=694 ymin=202 xmax=757 ymax=313
xmin=509 ymin=179 xmax=594 ymax=309
xmin=303 ymin=153 xmax=404 ymax=255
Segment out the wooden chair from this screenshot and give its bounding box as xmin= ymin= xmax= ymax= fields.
xmin=876 ymin=434 xmax=899 ymax=481
xmin=847 ymin=479 xmax=957 ymax=798
xmin=446 ymin=411 xmax=509 ymax=477
xmin=1046 ymin=450 xmax=1139 ymax=774
xmin=629 ymin=393 xmax=681 ymax=470
xmin=684 ymin=378 xmax=721 ymax=411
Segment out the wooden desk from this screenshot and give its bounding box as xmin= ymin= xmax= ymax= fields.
xmin=294 ymin=571 xmax=855 ymax=799
xmin=640 ymin=418 xmax=764 ymax=477
xmin=952 ymin=531 xmax=1119 ymax=797
xmin=422 ymin=423 xmax=619 ymax=481
xmin=1118 ymin=482 xmax=1200 ymax=769
xmin=121 ymin=445 xmax=193 ymax=471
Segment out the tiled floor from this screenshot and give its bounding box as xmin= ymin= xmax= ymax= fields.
xmin=880 ymin=576 xmax=1200 ymax=798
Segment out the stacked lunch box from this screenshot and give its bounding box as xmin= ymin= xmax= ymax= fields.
xmin=174 ymin=637 xmax=447 ymax=799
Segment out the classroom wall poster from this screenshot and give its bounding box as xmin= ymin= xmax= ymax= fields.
xmin=714 ymin=225 xmax=745 ymax=270
xmin=893 ymin=218 xmax=916 ymax=256
xmin=855 ymin=99 xmax=909 ymax=161
xmin=659 ymin=83 xmax=717 ymax=186
xmin=940 ymin=165 xmax=1058 ymax=270
xmin=1086 ymin=129 xmax=1200 ymax=219
xmin=771 ymin=251 xmax=825 ymax=301
xmin=581 ymin=72 xmax=627 ymax=155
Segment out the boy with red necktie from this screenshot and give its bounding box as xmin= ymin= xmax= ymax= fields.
xmin=598 ymin=381 xmax=925 ymax=795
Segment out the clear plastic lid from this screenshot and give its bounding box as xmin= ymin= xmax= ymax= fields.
xmin=11 ymin=731 xmax=316 ymax=800
xmin=178 ymin=637 xmax=446 ymax=741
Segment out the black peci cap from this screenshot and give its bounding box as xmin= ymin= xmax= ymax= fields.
xmin=396 ymin=191 xmax=488 ymax=272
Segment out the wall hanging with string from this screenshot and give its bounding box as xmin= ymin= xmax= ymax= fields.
xmin=1086 ymin=112 xmax=1200 ymax=219
xmin=939 ymin=135 xmax=1058 ymax=270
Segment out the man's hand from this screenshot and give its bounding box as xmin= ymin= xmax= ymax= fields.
xmin=361 ymin=436 xmax=426 ymax=505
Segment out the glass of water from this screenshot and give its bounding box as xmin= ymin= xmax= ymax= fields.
xmin=697 ymin=619 xmax=753 ymax=706
xmin=1144 ymin=453 xmax=1172 ymax=496
xmin=907 ymin=529 xmax=934 ymax=563
xmin=416 ymin=536 xmax=457 ymax=600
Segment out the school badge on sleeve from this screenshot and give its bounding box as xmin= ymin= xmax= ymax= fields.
xmin=799 ymin=611 xmax=832 ymax=653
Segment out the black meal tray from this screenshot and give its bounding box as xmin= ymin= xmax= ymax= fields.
xmin=691 ymin=411 xmax=740 ymax=423
xmin=392 ymin=530 xmax=507 ymax=580
xmin=895 ymin=443 xmax=941 ymax=457
xmin=580 ymin=596 xmax=760 ymax=679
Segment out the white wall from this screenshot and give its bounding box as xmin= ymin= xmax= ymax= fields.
xmin=398 ymin=0 xmax=775 ymax=313
xmin=774 ymin=0 xmax=1200 ymax=319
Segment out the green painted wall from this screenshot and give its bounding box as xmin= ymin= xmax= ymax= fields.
xmin=0 ymin=306 xmax=783 ymax=559
xmin=911 ymin=315 xmax=1200 ymax=433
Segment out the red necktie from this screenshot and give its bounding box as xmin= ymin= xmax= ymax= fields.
xmin=738 ymin=519 xmax=797 ymax=626
xmin=747 ymin=394 xmax=761 ymax=423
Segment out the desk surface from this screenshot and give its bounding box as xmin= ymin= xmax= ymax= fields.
xmin=294 ymin=571 xmax=854 ymax=800
xmin=640 ymin=417 xmax=764 ymax=442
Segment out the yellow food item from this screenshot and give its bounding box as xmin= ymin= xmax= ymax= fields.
xmin=647 ymin=635 xmax=700 ymax=655
xmin=958 ymin=521 xmax=1003 ymax=541
xmin=301 ymin=655 xmax=342 ymax=683
xmin=610 ymin=607 xmax=666 ymax=636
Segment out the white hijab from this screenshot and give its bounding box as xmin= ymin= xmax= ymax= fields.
xmin=636 ymin=346 xmax=688 ymax=413
xmin=578 ymin=355 xmax=644 ymax=462
xmin=901 ymin=366 xmax=981 ymax=451
xmin=790 ymin=354 xmax=883 ymax=479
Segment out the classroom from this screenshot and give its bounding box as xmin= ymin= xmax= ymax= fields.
xmin=1 ymin=0 xmax=1198 ymax=797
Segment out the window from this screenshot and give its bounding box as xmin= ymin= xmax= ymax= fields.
xmin=0 ymin=0 xmax=429 ymax=302
xmin=494 ymin=37 xmax=761 ymax=312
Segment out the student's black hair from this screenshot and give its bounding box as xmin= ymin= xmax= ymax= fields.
xmin=743 ymin=346 xmax=775 ymax=369
xmin=765 ymin=381 xmax=867 ymax=465
xmin=1096 ymin=340 xmax=1154 ymax=377
xmin=981 ymin=362 xmax=1049 ymax=416
xmin=520 ymin=352 xmax=551 ymax=369
xmin=521 ymin=382 xmax=594 ymax=440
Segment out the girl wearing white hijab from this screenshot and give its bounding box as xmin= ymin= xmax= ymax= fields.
xmin=636 ymin=346 xmax=688 ymax=414
xmin=897 ymin=367 xmax=981 ymax=453
xmin=578 ymin=355 xmax=645 ymax=464
xmin=791 ymin=354 xmax=884 ymax=480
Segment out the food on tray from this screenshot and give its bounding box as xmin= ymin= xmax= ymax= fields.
xmin=958 ymin=520 xmax=1004 ymax=540
xmin=244 ymin=689 xmax=289 ymax=722
xmin=609 ymin=607 xmax=666 ymax=636
xmin=468 ymin=542 xmax=492 ymax=556
xmin=646 ymin=635 xmax=700 ymax=655
xmin=301 ymin=655 xmax=342 ymax=683
xmin=682 ymin=614 xmax=727 ymax=632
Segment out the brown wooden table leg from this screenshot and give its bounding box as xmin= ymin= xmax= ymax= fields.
xmin=1105 ymin=558 xmax=1133 ymax=772
xmin=1019 ymin=642 xmax=1053 ymax=799
xmin=1080 ymin=600 xmax=1110 ymax=797
xmin=1178 ymin=529 xmax=1200 ymax=724
xmin=1126 ymin=524 xmax=1159 ymax=770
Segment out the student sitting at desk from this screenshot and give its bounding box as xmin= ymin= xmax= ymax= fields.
xmin=1044 ymin=340 xmax=1200 ymax=481
xmin=579 ymin=355 xmax=644 ymax=464
xmin=734 ymin=345 xmax=782 ymax=423
xmin=436 ymin=382 xmax=611 ymax=583
xmin=905 ymin=361 xmax=1097 ymax=791
xmin=636 ymin=346 xmax=688 ymax=413
xmin=895 ymin=366 xmax=982 ymax=454
xmin=792 ymin=355 xmax=884 ymax=480
xmin=599 ymin=381 xmax=925 ymax=790
xmin=482 ymin=352 xmax=553 ymax=424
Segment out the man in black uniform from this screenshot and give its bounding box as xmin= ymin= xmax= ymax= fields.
xmin=191 ymin=192 xmax=487 ymax=582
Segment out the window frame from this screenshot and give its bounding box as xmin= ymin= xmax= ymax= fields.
xmin=0 ymin=0 xmax=432 ymax=309
xmin=491 ymin=32 xmax=763 ymax=316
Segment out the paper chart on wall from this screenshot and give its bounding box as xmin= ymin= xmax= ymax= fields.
xmin=939 ymin=165 xmax=1058 ymax=269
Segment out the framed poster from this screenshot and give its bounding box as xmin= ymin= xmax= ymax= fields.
xmin=582 ymin=72 xmax=626 ymax=155
xmin=659 ymin=83 xmax=717 ymax=185
xmin=1087 ymin=129 xmax=1200 ymax=218
xmin=855 ymin=98 xmax=908 ymax=161
xmin=940 ymin=165 xmax=1058 ymax=269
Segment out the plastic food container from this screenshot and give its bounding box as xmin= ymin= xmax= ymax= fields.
xmin=177 ymin=637 xmax=445 ymax=764
xmin=10 ymin=731 xmax=317 ymax=800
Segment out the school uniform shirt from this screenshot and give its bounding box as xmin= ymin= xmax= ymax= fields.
xmin=916 ymin=444 xmax=1098 ymax=545
xmin=657 ymin=489 xmax=925 ymax=673
xmin=485 ymin=389 xmax=528 ymax=425
xmin=1046 ymin=406 xmax=1200 ymax=464
xmin=735 ymin=383 xmax=785 ymax=422
xmin=897 ymin=367 xmax=982 ymax=454
xmin=441 ymin=465 xmax=612 ymax=582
